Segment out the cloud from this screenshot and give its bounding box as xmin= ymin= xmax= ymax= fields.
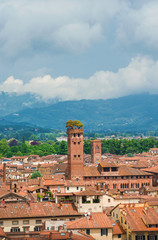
xmin=0 ymin=0 xmax=158 ymax=86
xmin=1 ymin=56 xmax=158 ymax=100
xmin=0 ymin=1 xmax=157 ymax=59
xmin=117 ymin=1 xmax=158 ymax=49
xmin=0 ymin=0 xmax=127 ymax=57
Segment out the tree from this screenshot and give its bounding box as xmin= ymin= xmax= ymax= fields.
xmin=66 ymin=120 xmax=84 ymax=129
xmin=8 ymin=138 xmax=18 ymax=147
xmin=58 ymin=141 xmax=67 ymax=155
xmin=84 ymin=140 xmax=91 ymax=154
xmin=31 ymin=171 xmax=42 ymax=179
xmin=0 ymin=139 xmax=10 ymax=157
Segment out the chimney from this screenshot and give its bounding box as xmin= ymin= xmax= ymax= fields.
xmin=3 ymin=163 xmax=6 ymax=183
xmin=39 ymin=177 xmax=43 ymax=187
xmin=69 ymin=231 xmax=72 ymax=238
xmin=10 ymin=181 xmax=12 ymax=192
xmin=50 ymin=231 xmax=53 ymax=240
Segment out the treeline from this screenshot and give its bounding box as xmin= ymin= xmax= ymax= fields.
xmin=1 ymin=124 xmax=158 ymax=143
xmin=0 ymin=137 xmax=158 ymax=158
xmin=0 ymin=139 xmax=67 ymax=158
xmin=84 ymin=138 xmax=158 ymax=155
xmin=0 ymin=125 xmax=64 ymax=142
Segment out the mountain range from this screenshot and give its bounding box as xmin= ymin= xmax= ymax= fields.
xmin=1 ymin=93 xmax=158 ymax=132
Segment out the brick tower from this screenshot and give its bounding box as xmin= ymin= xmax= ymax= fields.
xmin=91 ymin=140 xmax=102 ymax=163
xmin=67 ymin=128 xmax=84 ymax=180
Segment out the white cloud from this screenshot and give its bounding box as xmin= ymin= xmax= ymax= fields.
xmin=0 ymin=0 xmax=127 ymax=57
xmin=1 ymin=56 xmax=158 ymax=100
xmin=117 ymin=1 xmax=158 ymax=49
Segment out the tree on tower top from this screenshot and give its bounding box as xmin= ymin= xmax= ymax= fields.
xmin=66 ymin=120 xmax=84 ymax=129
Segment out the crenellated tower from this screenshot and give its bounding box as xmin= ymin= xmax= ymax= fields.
xmin=91 ymin=139 xmax=102 ymax=163
xmin=66 ymin=121 xmax=84 ymax=180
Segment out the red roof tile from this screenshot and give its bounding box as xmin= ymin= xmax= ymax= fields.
xmin=66 ymin=213 xmax=112 ymax=229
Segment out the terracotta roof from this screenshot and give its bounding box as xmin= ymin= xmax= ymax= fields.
xmin=99 ymin=162 xmax=118 ymax=168
xmin=73 ymin=189 xmax=104 ymax=196
xmin=65 ymin=180 xmax=85 ymax=187
xmin=142 ymin=208 xmax=158 ymax=225
xmin=83 ymin=166 xmax=101 ymax=177
xmin=142 ymin=165 xmax=158 ymax=174
xmin=40 ymin=230 xmax=95 ymax=240
xmin=121 ymin=206 xmax=158 ymax=232
xmin=44 ymin=179 xmax=65 ymax=186
xmin=0 ymin=226 xmax=7 ymax=237
xmin=0 ymin=202 xmax=80 ymax=219
xmin=66 ymin=213 xmax=112 ymax=229
xmin=112 ymin=221 xmax=125 ymax=235
xmin=118 ymin=165 xmax=152 ymax=176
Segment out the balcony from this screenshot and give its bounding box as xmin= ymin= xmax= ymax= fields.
xmin=93 ymin=199 xmax=100 ymax=203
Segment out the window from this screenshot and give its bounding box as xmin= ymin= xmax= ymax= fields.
xmin=78 ymin=142 xmax=80 ymax=145
xmin=86 ymin=229 xmax=90 ymax=235
xmin=77 ymin=187 xmax=79 ymax=190
xmin=23 ymin=220 xmax=29 ymax=224
xmin=12 ymin=221 xmax=18 ymax=225
xmin=108 ymin=199 xmax=111 ymax=203
xmin=23 ymin=227 xmax=29 ymax=232
xmin=11 ymin=228 xmax=20 ymax=232
xmin=67 ymin=187 xmax=69 ymax=190
xmin=0 ymin=221 xmax=3 ymax=226
xmin=34 ymin=226 xmax=42 ymax=231
xmin=70 ymin=218 xmax=75 ymax=221
xmin=101 ymin=228 xmax=108 ymax=236
xmin=74 ymin=155 xmax=76 ymax=158
xmin=118 ymin=234 xmax=121 ymax=238
xmin=78 ymin=155 xmax=80 ymax=157
xmin=36 ymin=220 xmax=42 ymax=224
xmin=148 ymin=235 xmax=156 ymax=240
xmin=74 ymin=142 xmax=76 ymax=145
xmin=135 ymin=235 xmax=145 ymax=240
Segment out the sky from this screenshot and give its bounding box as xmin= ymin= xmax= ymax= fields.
xmin=0 ymin=0 xmax=158 ymax=101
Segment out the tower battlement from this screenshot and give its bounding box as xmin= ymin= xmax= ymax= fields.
xmin=67 ymin=125 xmax=84 ymax=180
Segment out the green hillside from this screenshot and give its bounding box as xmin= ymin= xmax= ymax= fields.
xmin=3 ymin=93 xmax=158 ymax=131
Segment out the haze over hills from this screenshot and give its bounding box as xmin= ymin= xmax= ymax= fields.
xmin=1 ymin=93 xmax=158 ymax=132
xmin=0 ymin=91 xmax=57 ymax=117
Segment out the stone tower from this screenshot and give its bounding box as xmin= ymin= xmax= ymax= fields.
xmin=67 ymin=128 xmax=84 ymax=180
xmin=91 ymin=139 xmax=102 ymax=163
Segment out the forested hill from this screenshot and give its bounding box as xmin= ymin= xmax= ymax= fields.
xmin=2 ymin=93 xmax=158 ymax=131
